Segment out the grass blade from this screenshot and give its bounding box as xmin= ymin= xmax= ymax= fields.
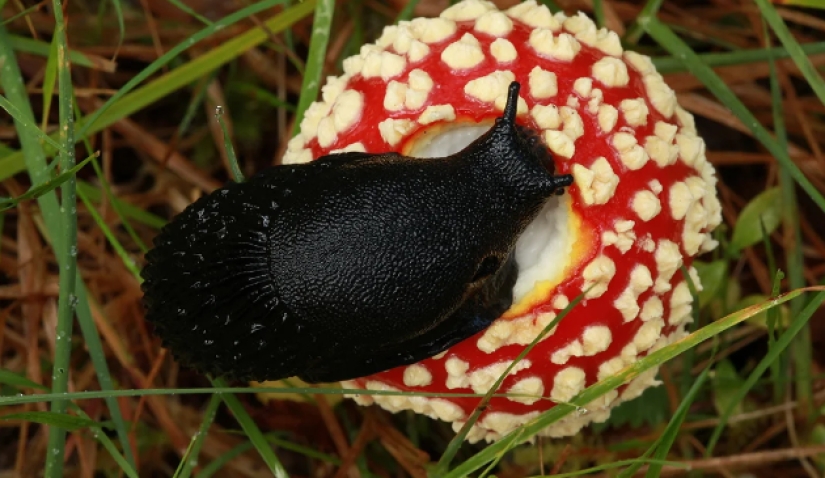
xmin=43 ymin=0 xmax=79 ymax=474
xmin=8 ymin=34 xmax=116 ymax=71
xmin=0 ymin=369 xmax=49 ymax=391
xmin=705 ymin=291 xmax=825 ymax=455
xmin=395 ymin=0 xmax=421 ymax=23
xmin=0 ymin=153 xmax=94 ymax=212
xmin=763 ymin=19 xmax=812 ymax=411
xmin=211 ymin=377 xmax=289 ymax=478
xmin=616 ymin=368 xmax=710 ymax=478
xmin=0 ymin=0 xmax=318 ymax=181
xmin=2 ymin=411 xmax=109 ymax=431
xmin=77 ymin=187 xmax=143 ymax=279
xmin=215 ymin=106 xmax=244 ymax=182
xmin=0 ymin=94 xmax=64 ymax=152
xmin=108 ymin=0 xmax=125 ymax=57
xmin=624 ymin=0 xmax=665 ymax=44
xmin=76 ymin=180 xmax=166 ymax=229
xmin=442 ymin=287 xmax=824 ymax=477
xmin=86 ymin=154 xmax=149 ymax=252
xmin=640 ymin=17 xmax=825 ymax=216
xmin=174 ymin=394 xmax=222 ymax=478
xmin=754 ymin=0 xmax=825 ymax=107
xmin=0 ymin=23 xmax=137 ymax=472
xmin=645 ymin=362 xmax=711 ymax=477
xmin=292 ymin=0 xmax=335 ymax=136
xmin=67 ymin=403 xmax=139 ymax=478
xmin=650 ymin=41 xmax=825 ymax=74
xmin=435 ymin=291 xmax=588 ymax=473
xmin=41 ymin=34 xmax=58 ymax=131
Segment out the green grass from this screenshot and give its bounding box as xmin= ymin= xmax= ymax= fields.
xmin=2 ymin=0 xmax=824 ymax=476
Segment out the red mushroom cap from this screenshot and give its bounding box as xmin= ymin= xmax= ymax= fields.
xmin=284 ymin=0 xmax=722 ymax=442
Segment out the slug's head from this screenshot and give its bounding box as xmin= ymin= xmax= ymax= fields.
xmin=458 ymin=82 xmax=574 ymax=197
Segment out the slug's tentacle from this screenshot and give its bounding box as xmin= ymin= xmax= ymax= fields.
xmin=142 ymin=81 xmax=574 ymax=383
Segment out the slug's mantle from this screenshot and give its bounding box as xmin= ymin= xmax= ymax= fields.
xmin=283 ymin=0 xmax=722 ymax=443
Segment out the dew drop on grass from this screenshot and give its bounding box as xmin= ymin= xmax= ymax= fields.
xmin=215 ymin=105 xmax=224 ymax=117
xmin=69 ymin=245 xmax=77 ymax=257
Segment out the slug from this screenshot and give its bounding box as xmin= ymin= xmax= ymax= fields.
xmin=141 ymin=82 xmax=574 ymax=383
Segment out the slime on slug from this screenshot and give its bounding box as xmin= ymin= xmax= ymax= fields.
xmin=141 ymin=82 xmax=574 ymax=383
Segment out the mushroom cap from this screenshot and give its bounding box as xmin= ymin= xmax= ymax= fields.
xmin=284 ymin=0 xmax=722 ymax=443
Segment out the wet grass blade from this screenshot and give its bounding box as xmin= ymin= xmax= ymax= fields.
xmin=0 ymin=22 xmax=137 ymax=472
xmin=211 ymin=377 xmax=289 ymax=478
xmin=173 ymin=394 xmax=222 ymax=478
xmin=2 ymin=411 xmax=110 ymax=431
xmin=43 ymin=1 xmax=80 ymax=475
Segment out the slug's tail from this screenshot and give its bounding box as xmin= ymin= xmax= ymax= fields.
xmin=141 ymin=179 xmax=299 ymax=381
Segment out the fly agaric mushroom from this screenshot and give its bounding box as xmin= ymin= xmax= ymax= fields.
xmin=283 ymin=0 xmax=722 ymax=442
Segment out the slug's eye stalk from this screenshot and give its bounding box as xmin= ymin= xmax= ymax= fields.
xmin=502 ymin=81 xmax=521 ymax=125
xmin=280 ymin=0 xmax=723 ymax=443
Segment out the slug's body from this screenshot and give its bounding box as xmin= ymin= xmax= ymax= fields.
xmin=141 ymin=83 xmax=573 ymax=383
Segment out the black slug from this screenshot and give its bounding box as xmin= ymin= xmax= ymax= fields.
xmin=141 ymin=82 xmax=574 ymax=383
